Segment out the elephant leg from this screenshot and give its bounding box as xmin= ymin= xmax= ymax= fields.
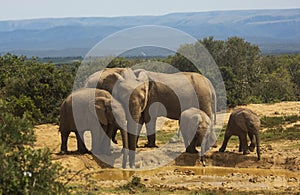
xmin=135 ymin=117 xmax=144 ymax=148
xmin=240 ymin=134 xmax=250 ymax=155
xmin=111 ymin=127 xmax=118 ymax=144
xmin=120 ymin=129 xmax=129 ymax=169
xmin=255 ymin=133 xmax=261 ymax=161
xmin=219 ymin=132 xmax=231 ymax=152
xmin=92 ymin=125 xmax=111 ymax=155
xmin=248 ymin=131 xmax=256 ymax=152
xmin=128 ymin=133 xmax=137 ymax=168
xmin=75 ymin=131 xmax=88 ymax=154
xmin=185 ymin=133 xmax=199 ymax=153
xmin=145 ymin=118 xmax=158 ymax=148
xmin=60 ymin=130 xmax=70 ymax=153
xmin=238 ymin=138 xmax=242 ymax=152
xmin=200 ymin=136 xmax=207 ymax=166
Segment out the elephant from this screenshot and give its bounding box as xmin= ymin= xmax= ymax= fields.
xmin=59 ymin=88 xmax=128 ymax=157
xmin=219 ymin=108 xmax=261 ymax=160
xmin=111 ymin=69 xmax=216 ymax=168
xmin=84 ymin=67 xmax=127 ymax=90
xmin=83 ymin=67 xmax=128 ymax=145
xmin=179 ymin=107 xmax=213 ymax=166
xmin=134 ymin=70 xmax=217 ymax=149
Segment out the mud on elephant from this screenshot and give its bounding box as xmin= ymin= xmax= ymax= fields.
xmin=219 ymin=108 xmax=261 ymax=160
xmin=59 ymin=88 xmax=128 ymax=156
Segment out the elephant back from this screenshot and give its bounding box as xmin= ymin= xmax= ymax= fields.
xmin=84 ymin=68 xmax=127 ymax=91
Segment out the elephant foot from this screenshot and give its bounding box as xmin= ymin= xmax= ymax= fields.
xmin=243 ymin=150 xmax=250 ymax=155
xmin=58 ymin=150 xmax=68 ymax=155
xmin=200 ymin=156 xmax=206 ymax=167
xmin=249 ymin=145 xmax=255 ymax=152
xmin=212 ymin=143 xmax=218 ymax=148
xmin=112 ymin=139 xmax=118 ymax=144
xmin=257 ymin=156 xmax=261 ymax=161
xmin=186 ymin=147 xmax=198 ymax=154
xmin=77 ymin=148 xmax=89 ymax=154
xmin=144 ymin=143 xmax=159 ymax=148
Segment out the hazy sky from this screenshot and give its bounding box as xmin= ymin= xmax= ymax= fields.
xmin=1 ymin=0 xmax=300 ymax=20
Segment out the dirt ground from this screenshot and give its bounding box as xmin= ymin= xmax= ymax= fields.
xmin=34 ymin=101 xmax=300 ymax=194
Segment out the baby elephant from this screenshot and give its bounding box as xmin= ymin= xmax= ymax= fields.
xmin=179 ymin=107 xmax=215 ymax=166
xmin=219 ymin=108 xmax=261 ymax=160
xmin=59 ymin=88 xmax=127 ymax=155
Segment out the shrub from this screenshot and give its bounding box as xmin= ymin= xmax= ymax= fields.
xmin=0 ymin=99 xmax=69 ymax=194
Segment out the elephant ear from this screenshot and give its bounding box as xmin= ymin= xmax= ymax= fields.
xmin=90 ymin=97 xmax=108 ymax=125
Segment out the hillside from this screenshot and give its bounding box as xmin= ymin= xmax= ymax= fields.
xmin=1 ymin=9 xmax=300 ymax=57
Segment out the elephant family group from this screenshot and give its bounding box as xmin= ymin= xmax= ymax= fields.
xmin=59 ymin=67 xmax=218 ymax=168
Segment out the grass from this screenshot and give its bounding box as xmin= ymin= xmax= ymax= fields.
xmin=261 ymin=125 xmax=300 ymax=142
xmin=260 ymin=115 xmax=300 ymax=142
xmin=260 ymin=115 xmax=300 ymax=128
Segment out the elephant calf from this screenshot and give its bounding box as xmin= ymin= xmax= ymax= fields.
xmin=179 ymin=107 xmax=215 ymax=166
xmin=59 ymin=88 xmax=127 ymax=155
xmin=219 ymin=108 xmax=261 ymax=160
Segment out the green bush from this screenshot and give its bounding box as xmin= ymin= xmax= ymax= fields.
xmin=0 ymin=53 xmax=77 ymax=124
xmin=0 ymin=99 xmax=69 ymax=194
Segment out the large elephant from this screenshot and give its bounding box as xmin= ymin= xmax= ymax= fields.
xmin=219 ymin=108 xmax=261 ymax=160
xmin=59 ymin=88 xmax=127 ymax=156
xmin=112 ymin=69 xmax=216 ymax=167
xmin=84 ymin=67 xmax=127 ymax=90
xmin=135 ymin=70 xmax=217 ymax=148
xmin=179 ymin=107 xmax=213 ymax=166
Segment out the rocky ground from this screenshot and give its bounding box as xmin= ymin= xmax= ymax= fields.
xmin=34 ymin=101 xmax=300 ymax=194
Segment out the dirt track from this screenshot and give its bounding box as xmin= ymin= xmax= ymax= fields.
xmin=34 ymin=101 xmax=300 ymax=193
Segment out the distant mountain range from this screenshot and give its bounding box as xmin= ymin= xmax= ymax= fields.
xmin=0 ymin=9 xmax=300 ymax=57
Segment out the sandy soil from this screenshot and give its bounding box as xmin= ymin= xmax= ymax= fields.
xmin=34 ymin=101 xmax=300 ymax=194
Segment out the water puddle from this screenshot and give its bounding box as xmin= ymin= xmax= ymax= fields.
xmin=90 ymin=166 xmax=300 ymax=181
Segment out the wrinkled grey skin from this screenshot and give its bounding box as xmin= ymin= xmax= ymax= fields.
xmin=219 ymin=108 xmax=261 ymax=160
xmin=59 ymin=88 xmax=127 ymax=157
xmin=179 ymin=107 xmax=213 ymax=166
xmin=135 ymin=70 xmax=217 ymax=149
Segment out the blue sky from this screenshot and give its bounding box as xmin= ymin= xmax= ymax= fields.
xmin=1 ymin=0 xmax=300 ymax=20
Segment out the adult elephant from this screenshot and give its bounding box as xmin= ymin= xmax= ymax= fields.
xmin=112 ymin=69 xmax=216 ymax=168
xmin=84 ymin=67 xmax=127 ymax=90
xmin=135 ymin=70 xmax=217 ymax=149
xmin=59 ymin=88 xmax=128 ymax=159
xmin=219 ymin=108 xmax=261 ymax=160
